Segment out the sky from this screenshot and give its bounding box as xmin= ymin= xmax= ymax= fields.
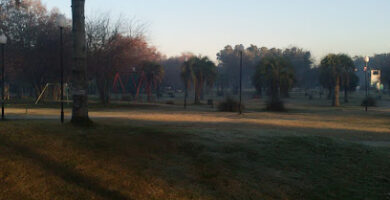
xmin=41 ymin=0 xmax=390 ymax=62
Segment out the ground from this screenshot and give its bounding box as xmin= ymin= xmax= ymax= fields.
xmin=0 ymin=93 xmax=389 ymax=200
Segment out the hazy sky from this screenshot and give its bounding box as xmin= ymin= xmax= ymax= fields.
xmin=41 ymin=0 xmax=390 ymax=62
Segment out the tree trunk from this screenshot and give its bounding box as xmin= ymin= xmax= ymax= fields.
xmin=194 ymin=80 xmax=200 ymax=104
xmin=333 ymin=76 xmax=340 ymax=107
xmin=71 ymin=0 xmax=90 ymax=124
xmin=327 ymin=86 xmax=332 ymax=100
xmin=97 ymin=77 xmax=110 ymax=105
xmin=184 ymin=82 xmax=188 ymax=109
xmin=271 ymin=81 xmax=280 ymax=104
xmin=147 ymin=80 xmax=152 ymax=102
xmin=344 ymin=76 xmax=349 ymax=103
xmin=135 ymin=72 xmax=144 ymax=100
xmin=200 ymin=87 xmax=204 ymax=100
xmin=258 ymin=87 xmax=262 ymax=98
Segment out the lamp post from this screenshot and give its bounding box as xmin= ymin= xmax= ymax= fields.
xmin=183 ymin=58 xmax=189 ymax=109
xmin=0 ymin=34 xmax=7 ymax=120
xmin=238 ymin=44 xmax=244 ymax=114
xmin=364 ymin=56 xmax=370 ymax=112
xmin=57 ymin=15 xmax=66 ymax=123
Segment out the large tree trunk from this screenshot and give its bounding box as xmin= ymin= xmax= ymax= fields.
xmin=71 ymin=0 xmax=90 ymax=124
xmin=332 ymin=76 xmax=340 ymax=107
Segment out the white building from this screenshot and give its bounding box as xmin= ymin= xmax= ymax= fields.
xmin=370 ymin=70 xmax=382 ymax=90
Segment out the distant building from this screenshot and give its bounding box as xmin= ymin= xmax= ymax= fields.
xmin=370 ymin=70 xmax=383 ymax=90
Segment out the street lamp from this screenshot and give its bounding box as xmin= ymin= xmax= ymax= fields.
xmin=183 ymin=58 xmax=189 ymax=109
xmin=0 ymin=33 xmax=7 ymax=120
xmin=364 ymin=56 xmax=370 ymax=112
xmin=237 ymin=44 xmax=244 ymax=114
xmin=56 ymin=14 xmax=66 ymax=123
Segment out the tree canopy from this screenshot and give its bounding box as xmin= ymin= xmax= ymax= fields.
xmin=252 ymin=55 xmax=294 ymax=111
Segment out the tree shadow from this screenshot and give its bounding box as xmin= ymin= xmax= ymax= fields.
xmin=0 ymin=136 xmax=131 ymax=200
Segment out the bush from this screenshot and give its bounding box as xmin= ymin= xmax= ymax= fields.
xmin=218 ymin=97 xmax=244 ymax=112
xmin=121 ymin=95 xmax=133 ymax=101
xmin=266 ymin=100 xmax=286 ymax=112
xmin=166 ymin=100 xmax=175 ymax=105
xmin=361 ymin=96 xmax=377 ymax=107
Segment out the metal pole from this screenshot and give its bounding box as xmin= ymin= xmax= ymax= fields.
xmin=239 ymin=51 xmax=243 ymax=114
xmin=1 ymin=44 xmax=4 ymax=120
xmin=60 ymin=27 xmax=64 ymax=123
xmin=367 ymin=67 xmax=370 ymax=97
xmin=365 ymin=62 xmax=368 ymax=112
xmin=184 ymin=84 xmax=187 ymax=109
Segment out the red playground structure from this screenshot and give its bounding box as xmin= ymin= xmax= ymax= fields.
xmin=112 ymin=69 xmax=158 ymax=101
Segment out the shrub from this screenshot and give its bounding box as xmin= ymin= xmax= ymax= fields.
xmin=121 ymin=95 xmax=133 ymax=101
xmin=361 ymin=97 xmax=377 ymax=107
xmin=266 ymin=100 xmax=286 ymax=112
xmin=166 ymin=100 xmax=175 ymax=105
xmin=218 ymin=97 xmax=244 ymax=112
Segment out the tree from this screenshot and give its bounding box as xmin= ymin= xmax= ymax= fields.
xmin=0 ymin=0 xmax=73 ymax=99
xmin=161 ymin=53 xmax=193 ymax=91
xmin=191 ymin=56 xmax=217 ymax=104
xmin=180 ymin=56 xmax=217 ymax=105
xmin=71 ymin=0 xmax=90 ymax=124
xmin=181 ymin=57 xmax=195 ymax=108
xmin=340 ymin=55 xmax=357 ymax=103
xmin=282 ymin=47 xmax=313 ymax=95
xmin=86 ymin=14 xmax=148 ymax=104
xmin=142 ymin=61 xmax=165 ymax=102
xmin=217 ymin=45 xmax=238 ymax=94
xmin=252 ymin=55 xmax=294 ymax=111
xmin=320 ymin=54 xmax=354 ymax=107
xmin=217 ymin=45 xmax=312 ymax=97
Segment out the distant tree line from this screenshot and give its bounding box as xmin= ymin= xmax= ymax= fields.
xmin=0 ymin=0 xmax=72 ymax=98
xmin=1 ymin=0 xmax=390 ymax=110
xmin=0 ymin=0 xmax=164 ymax=105
xmin=216 ymin=45 xmax=316 ymax=97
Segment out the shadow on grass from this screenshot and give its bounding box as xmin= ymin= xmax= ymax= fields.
xmin=1 ymin=120 xmax=390 ymax=199
xmin=91 ymin=117 xmax=390 ymax=142
xmin=0 ymin=135 xmax=130 ymax=200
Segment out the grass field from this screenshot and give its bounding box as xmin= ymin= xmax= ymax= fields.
xmin=0 ymin=93 xmax=390 ymax=199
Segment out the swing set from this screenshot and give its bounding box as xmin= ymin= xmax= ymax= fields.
xmin=112 ymin=68 xmax=160 ymax=101
xmin=35 ymin=83 xmax=69 ymax=104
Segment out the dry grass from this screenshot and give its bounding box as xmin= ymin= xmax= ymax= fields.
xmin=1 ymin=95 xmax=390 ymax=199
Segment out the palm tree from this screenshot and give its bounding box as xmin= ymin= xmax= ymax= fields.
xmin=319 ymin=63 xmax=334 ymax=100
xmin=252 ymin=55 xmax=294 ymax=111
xmin=181 ymin=56 xmax=217 ymax=105
xmin=191 ymin=56 xmax=217 ymax=104
xmin=181 ymin=58 xmax=194 ymax=109
xmin=142 ymin=61 xmax=165 ymax=102
xmin=71 ymin=0 xmax=90 ymax=124
xmin=320 ymin=54 xmax=354 ymax=107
